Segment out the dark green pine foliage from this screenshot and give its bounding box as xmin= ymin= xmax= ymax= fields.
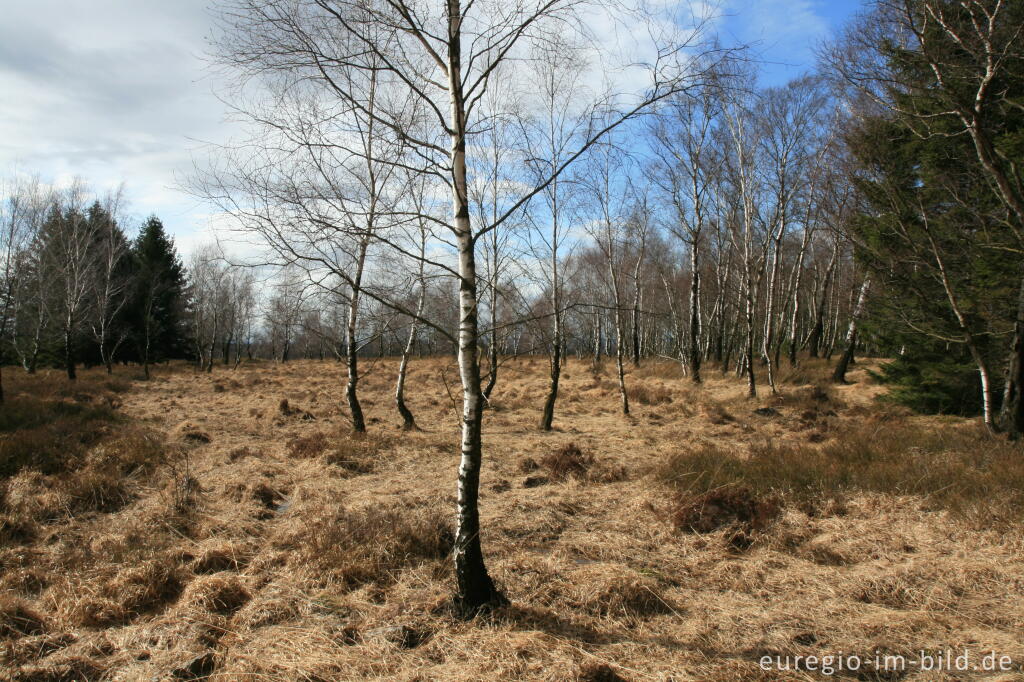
xmin=843 ymin=6 xmax=1024 ymax=416
xmin=867 ymin=336 xmax=983 ymax=417
xmin=127 ymin=216 xmax=188 ymax=374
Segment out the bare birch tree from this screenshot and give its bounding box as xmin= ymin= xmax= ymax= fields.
xmin=86 ymin=191 xmax=132 ymax=374
xmin=0 ymin=174 xmax=49 ymax=399
xmin=649 ymin=83 xmax=721 ymax=382
xmin=40 ymin=181 xmax=100 ymax=381
xmin=204 ymin=0 xmax=726 ymax=613
xmin=720 ymin=78 xmax=761 ymax=397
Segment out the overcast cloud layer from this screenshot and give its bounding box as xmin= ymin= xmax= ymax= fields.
xmin=0 ymin=0 xmax=861 ymax=257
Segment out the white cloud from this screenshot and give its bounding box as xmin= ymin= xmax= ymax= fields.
xmin=0 ymin=0 xmax=232 ymax=255
xmin=1 ymin=0 xmax=834 ymax=262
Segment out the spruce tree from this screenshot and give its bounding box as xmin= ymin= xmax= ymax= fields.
xmin=129 ymin=216 xmax=187 ymax=378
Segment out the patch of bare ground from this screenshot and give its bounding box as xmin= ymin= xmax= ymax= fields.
xmin=2 ymin=358 xmax=1023 ymax=680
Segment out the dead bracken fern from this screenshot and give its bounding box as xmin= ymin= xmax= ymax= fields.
xmin=671 ymin=486 xmax=781 ymax=538
xmin=540 ymin=443 xmax=594 ymax=480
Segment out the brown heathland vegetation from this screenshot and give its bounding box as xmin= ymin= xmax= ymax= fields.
xmin=2 ymin=357 xmax=1024 ymax=680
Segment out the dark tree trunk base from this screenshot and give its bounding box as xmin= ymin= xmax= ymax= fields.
xmin=832 ymin=341 xmax=855 ymax=384
xmin=998 ymin=274 xmax=1024 ymax=439
xmin=348 ymin=384 xmax=366 ymax=434
xmin=483 ymin=352 xmax=497 ymax=402
xmin=452 ymin=572 xmax=508 ymax=619
xmin=539 ymin=347 xmax=561 ymax=431
xmin=396 ymin=392 xmax=417 ymax=431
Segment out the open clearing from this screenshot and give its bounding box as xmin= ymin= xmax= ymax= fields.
xmin=2 ymin=357 xmax=1024 ymax=681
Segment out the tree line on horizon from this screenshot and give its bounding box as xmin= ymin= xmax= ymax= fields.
xmin=0 ymin=181 xmax=189 ymax=390
xmin=0 ymin=2 xmax=1019 ymax=435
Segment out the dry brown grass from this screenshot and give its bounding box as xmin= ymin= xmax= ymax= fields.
xmin=625 ymin=382 xmax=674 ymax=406
xmin=180 ymin=573 xmax=252 ymax=615
xmin=270 ymin=502 xmax=453 ymax=586
xmin=2 ymin=357 xmax=1024 ymax=680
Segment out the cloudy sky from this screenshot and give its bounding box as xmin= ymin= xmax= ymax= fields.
xmin=0 ymin=0 xmax=864 ymax=257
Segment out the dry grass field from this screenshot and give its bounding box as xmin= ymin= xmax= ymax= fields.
xmin=3 ymin=356 xmax=1024 ymax=681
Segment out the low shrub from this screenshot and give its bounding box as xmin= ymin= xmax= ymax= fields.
xmin=166 ymin=452 xmax=201 ymax=516
xmin=782 ymin=382 xmax=843 ymax=419
xmin=286 ymin=432 xmax=329 ymax=458
xmin=322 ymin=433 xmax=382 ymax=474
xmin=655 ymin=421 xmax=1024 ymax=524
xmin=671 ymin=486 xmax=781 ymax=535
xmin=278 ymin=398 xmax=314 ymax=420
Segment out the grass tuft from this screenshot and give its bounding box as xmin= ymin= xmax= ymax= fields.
xmin=0 ymin=596 xmax=47 ymax=638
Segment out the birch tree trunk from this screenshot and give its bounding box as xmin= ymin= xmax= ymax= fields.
xmin=922 ymin=229 xmax=999 ymax=430
xmin=540 ymin=207 xmax=561 ymax=431
xmin=808 ymin=241 xmax=839 ymax=358
xmin=832 ymin=275 xmax=870 ymax=384
xmin=482 ymin=234 xmax=500 ymax=402
xmin=448 ymin=0 xmax=505 ymax=613
xmin=396 ymin=232 xmax=427 ymax=431
xmin=346 ymin=236 xmax=370 ymax=434
xmin=610 ymin=268 xmax=630 ymax=414
xmin=394 ymin=314 xmax=420 ymax=430
xmin=630 ymin=246 xmax=645 ymax=368
xmin=689 ymin=246 xmax=702 ymax=383
xmin=64 ymin=320 xmax=77 ymax=381
xmin=786 ymin=228 xmax=813 ymax=366
xmin=998 ymin=269 xmax=1024 ymax=438
xmin=761 ymin=220 xmax=783 ymax=393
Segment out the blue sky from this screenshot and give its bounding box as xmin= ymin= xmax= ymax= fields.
xmin=0 ymin=0 xmax=866 ymax=256
xmin=721 ymin=0 xmax=865 ymax=86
